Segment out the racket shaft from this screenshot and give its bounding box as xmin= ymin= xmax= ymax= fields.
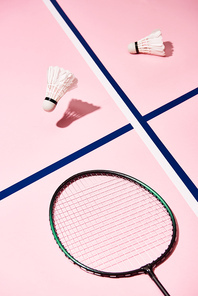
xmin=146 ymin=268 xmax=170 ymax=296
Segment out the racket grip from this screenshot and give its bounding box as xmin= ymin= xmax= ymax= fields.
xmin=143 ymin=266 xmax=171 ymax=296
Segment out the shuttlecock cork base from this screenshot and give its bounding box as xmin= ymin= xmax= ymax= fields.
xmin=43 ymin=97 xmax=58 ymax=112
xmin=43 ymin=66 xmax=76 ymax=112
xmin=128 ymin=29 xmax=165 ymax=57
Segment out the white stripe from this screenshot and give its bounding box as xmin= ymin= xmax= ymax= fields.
xmin=43 ymin=0 xmax=198 ymax=217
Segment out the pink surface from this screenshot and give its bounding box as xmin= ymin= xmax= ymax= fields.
xmin=0 ymin=0 xmax=128 ymax=189
xmin=0 ymin=0 xmax=198 ymax=295
xmin=1 ymin=134 xmax=198 ymax=296
xmin=57 ymin=0 xmax=198 ymax=185
xmin=58 ymin=0 xmax=198 ymax=114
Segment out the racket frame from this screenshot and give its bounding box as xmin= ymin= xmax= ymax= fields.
xmin=49 ymin=170 xmax=177 ymax=279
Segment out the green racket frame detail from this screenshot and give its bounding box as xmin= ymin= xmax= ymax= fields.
xmin=49 ymin=170 xmax=177 ymax=279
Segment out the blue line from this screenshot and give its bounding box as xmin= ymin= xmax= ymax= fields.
xmin=50 ymin=0 xmax=143 ymax=122
xmin=144 ymin=88 xmax=198 ymax=121
xmin=0 ymin=88 xmax=197 ymax=200
xmin=47 ymin=0 xmax=198 ymax=200
xmin=0 ymin=125 xmax=132 ymax=200
xmin=1 ymin=1 xmax=197 ymax=201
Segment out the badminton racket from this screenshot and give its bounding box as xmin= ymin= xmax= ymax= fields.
xmin=49 ymin=170 xmax=177 ymax=296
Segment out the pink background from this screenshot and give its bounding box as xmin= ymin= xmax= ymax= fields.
xmin=0 ymin=0 xmax=198 ymax=295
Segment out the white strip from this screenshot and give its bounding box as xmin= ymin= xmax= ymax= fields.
xmin=43 ymin=0 xmax=198 ymax=217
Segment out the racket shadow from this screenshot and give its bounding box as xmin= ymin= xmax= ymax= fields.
xmin=56 ymin=98 xmax=100 ymax=128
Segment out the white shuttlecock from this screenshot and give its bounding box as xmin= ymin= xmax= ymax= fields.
xmin=43 ymin=66 xmax=76 ymax=112
xmin=128 ymin=29 xmax=165 ymax=56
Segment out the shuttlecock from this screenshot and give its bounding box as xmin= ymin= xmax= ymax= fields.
xmin=43 ymin=66 xmax=76 ymax=112
xmin=128 ymin=29 xmax=165 ymax=56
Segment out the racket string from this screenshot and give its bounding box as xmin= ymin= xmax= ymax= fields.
xmin=55 ymin=205 xmax=170 ymax=250
xmin=56 ymin=177 xmax=158 ymax=227
xmin=52 ymin=174 xmax=173 ymax=272
xmin=55 ymin=183 xmax=170 ymax=243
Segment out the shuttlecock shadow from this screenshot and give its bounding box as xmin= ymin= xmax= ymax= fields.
xmin=56 ymin=99 xmax=100 ymax=128
xmin=164 ymin=41 xmax=174 ymax=57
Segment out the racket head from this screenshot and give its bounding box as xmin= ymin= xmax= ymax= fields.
xmin=49 ymin=170 xmax=177 ymax=278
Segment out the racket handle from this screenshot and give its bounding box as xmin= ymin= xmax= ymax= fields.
xmin=143 ymin=266 xmax=171 ymax=296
